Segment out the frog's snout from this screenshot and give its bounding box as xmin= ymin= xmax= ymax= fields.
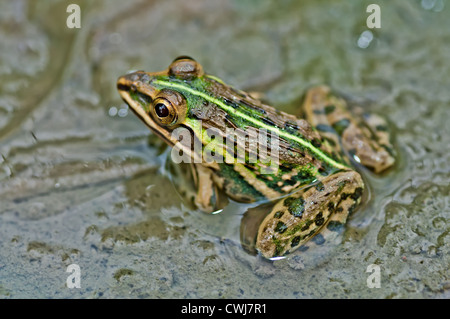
xmin=117 ymin=71 xmax=148 ymax=92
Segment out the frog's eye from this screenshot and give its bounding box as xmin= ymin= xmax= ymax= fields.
xmin=155 ymin=102 xmax=169 ymax=118
xmin=150 ymin=89 xmax=187 ymax=126
xmin=151 ymin=98 xmax=176 ymax=125
xmin=168 ymin=56 xmax=204 ymax=79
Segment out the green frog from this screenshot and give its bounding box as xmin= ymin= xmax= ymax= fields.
xmin=117 ymin=56 xmax=395 ymax=259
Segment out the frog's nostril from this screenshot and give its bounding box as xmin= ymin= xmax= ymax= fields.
xmin=118 ymin=71 xmax=137 ymax=81
xmin=116 ymin=82 xmax=130 ymax=92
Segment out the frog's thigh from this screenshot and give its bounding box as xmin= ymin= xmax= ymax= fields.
xmin=303 ymin=86 xmax=395 ymax=173
xmin=256 ymin=170 xmax=363 ymax=258
xmin=302 ymin=86 xmax=342 ymax=150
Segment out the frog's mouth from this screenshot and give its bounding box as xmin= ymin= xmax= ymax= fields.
xmin=117 ymin=73 xmax=176 ymax=145
xmin=117 ymin=73 xmax=202 ymax=163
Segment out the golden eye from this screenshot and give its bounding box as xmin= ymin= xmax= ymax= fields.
xmin=151 ymin=98 xmax=176 ymax=125
xmin=150 ymin=90 xmax=187 ymax=127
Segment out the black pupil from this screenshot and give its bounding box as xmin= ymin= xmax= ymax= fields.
xmin=155 ymin=103 xmax=169 ymax=118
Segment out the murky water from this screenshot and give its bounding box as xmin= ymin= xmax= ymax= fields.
xmin=0 ymin=0 xmax=449 ymax=298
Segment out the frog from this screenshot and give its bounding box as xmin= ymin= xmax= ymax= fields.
xmin=117 ymin=56 xmax=395 ymax=259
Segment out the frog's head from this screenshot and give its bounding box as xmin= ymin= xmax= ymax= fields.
xmin=117 ymin=56 xmax=210 ymax=148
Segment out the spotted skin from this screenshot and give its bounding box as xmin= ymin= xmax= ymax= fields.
xmin=257 ymin=170 xmax=363 ymax=257
xmin=303 ymin=86 xmax=395 ymax=173
xmin=256 ymin=87 xmax=394 ymax=257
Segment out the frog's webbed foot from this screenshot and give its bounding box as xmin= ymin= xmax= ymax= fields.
xmin=303 ymin=86 xmax=395 ymax=173
xmin=256 ymin=170 xmax=363 ymax=259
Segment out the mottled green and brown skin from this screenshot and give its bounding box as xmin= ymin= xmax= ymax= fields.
xmin=117 ymin=57 xmax=395 ymax=258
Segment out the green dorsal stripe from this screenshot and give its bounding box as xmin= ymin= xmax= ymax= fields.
xmin=154 ymin=79 xmax=348 ymax=170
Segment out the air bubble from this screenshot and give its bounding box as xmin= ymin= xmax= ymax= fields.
xmin=357 ymin=30 xmax=374 ymax=49
xmin=108 ymin=106 xmax=118 ymax=117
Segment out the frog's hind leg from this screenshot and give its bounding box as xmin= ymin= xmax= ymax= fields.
xmin=359 ymin=112 xmax=396 ymax=162
xmin=256 ymin=169 xmax=364 ymax=258
xmin=291 ymin=199 xmax=351 ymax=262
xmin=299 ymin=178 xmax=364 ymax=253
xmin=302 ymin=86 xmax=395 ymax=173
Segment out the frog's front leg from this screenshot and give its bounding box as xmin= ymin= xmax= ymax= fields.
xmin=168 ymin=161 xmax=227 ymax=213
xmin=256 ymin=170 xmax=364 ymax=258
xmin=191 ymin=163 xmax=228 ymax=213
